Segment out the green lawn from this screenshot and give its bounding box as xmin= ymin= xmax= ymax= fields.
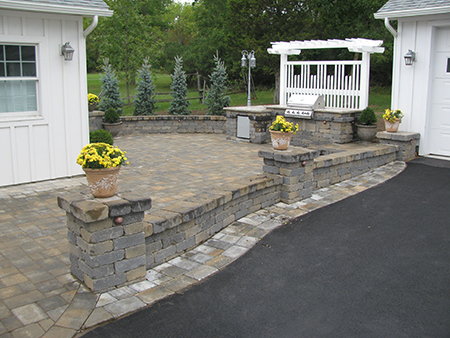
xmin=369 ymin=86 xmax=392 ymax=115
xmin=87 ymin=73 xmax=390 ymax=115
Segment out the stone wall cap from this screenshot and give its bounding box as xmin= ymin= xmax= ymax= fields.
xmin=57 ymin=192 xmax=90 ymax=212
xmin=259 ymin=147 xmax=319 ymax=162
xmin=119 ymin=193 xmax=152 ymax=213
xmin=71 ymin=200 xmax=109 ymax=223
xmin=224 ymin=106 xmax=268 ymax=114
xmin=122 ymin=115 xmax=226 ymax=121
xmin=102 ymin=199 xmax=132 ymax=217
xmin=89 ymin=111 xmax=105 ymax=117
xmin=315 ymin=108 xmax=361 ymax=114
xmin=377 ymin=131 xmax=420 ymax=141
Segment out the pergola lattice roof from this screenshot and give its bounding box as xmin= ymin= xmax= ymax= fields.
xmin=268 ymin=38 xmax=385 ymax=55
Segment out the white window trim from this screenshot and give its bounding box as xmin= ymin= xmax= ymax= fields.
xmin=0 ymin=43 xmax=40 ymax=120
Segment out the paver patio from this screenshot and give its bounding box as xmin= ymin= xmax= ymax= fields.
xmin=0 ymin=134 xmax=405 ymax=337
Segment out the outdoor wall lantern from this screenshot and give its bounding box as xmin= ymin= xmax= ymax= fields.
xmin=61 ymin=42 xmax=75 ymax=61
xmin=404 ymin=49 xmax=416 ymax=66
xmin=241 ymin=50 xmax=256 ymax=106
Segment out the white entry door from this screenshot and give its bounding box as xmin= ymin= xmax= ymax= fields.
xmin=429 ymin=27 xmax=450 ymax=156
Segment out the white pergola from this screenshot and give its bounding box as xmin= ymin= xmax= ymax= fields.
xmin=268 ymin=38 xmax=385 ymax=108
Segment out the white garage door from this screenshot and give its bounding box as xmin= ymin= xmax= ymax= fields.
xmin=429 ymin=27 xmax=450 ymax=157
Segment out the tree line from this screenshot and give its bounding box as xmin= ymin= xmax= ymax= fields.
xmin=86 ymin=0 xmax=393 ymax=100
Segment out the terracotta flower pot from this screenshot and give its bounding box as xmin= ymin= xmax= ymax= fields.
xmin=384 ymin=118 xmax=401 ymax=132
xmin=83 ymin=166 xmax=121 ymax=198
xmin=270 ymin=130 xmax=293 ymax=150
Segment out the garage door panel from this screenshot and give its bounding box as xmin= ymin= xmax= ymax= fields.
xmin=429 ymin=27 xmax=450 ymax=156
xmin=432 ymin=79 xmax=450 ymax=103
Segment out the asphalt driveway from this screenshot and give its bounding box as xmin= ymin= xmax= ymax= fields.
xmin=82 ymin=158 xmax=450 ymax=338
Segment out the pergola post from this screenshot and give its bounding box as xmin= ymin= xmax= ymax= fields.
xmin=360 ymin=51 xmax=371 ymax=109
xmin=279 ymin=54 xmax=288 ymax=105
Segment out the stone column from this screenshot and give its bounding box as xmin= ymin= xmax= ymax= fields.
xmin=58 ymin=193 xmax=151 ymax=293
xmin=376 ymin=131 xmax=420 ymax=161
xmin=259 ymin=148 xmax=319 ymax=203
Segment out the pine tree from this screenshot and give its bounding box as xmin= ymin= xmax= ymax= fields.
xmin=205 ymin=56 xmax=231 ymax=116
xmin=168 ymin=56 xmax=190 ymax=115
xmin=134 ymin=58 xmax=157 ymax=116
xmin=98 ymin=58 xmax=123 ymax=114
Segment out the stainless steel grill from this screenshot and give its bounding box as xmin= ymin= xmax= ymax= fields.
xmin=285 ymin=94 xmax=325 ymax=119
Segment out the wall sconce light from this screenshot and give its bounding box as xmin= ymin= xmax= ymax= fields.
xmin=404 ymin=49 xmax=416 ymax=66
xmin=61 ymin=42 xmax=75 ymax=61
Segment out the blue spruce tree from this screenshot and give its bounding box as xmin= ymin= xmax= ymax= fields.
xmin=98 ymin=58 xmax=123 ymax=114
xmin=205 ymin=56 xmax=231 ymax=115
xmin=168 ymin=56 xmax=190 ymax=115
xmin=134 ymin=58 xmax=157 ymax=116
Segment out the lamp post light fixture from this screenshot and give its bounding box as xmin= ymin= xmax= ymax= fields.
xmin=241 ymin=50 xmax=256 ymax=106
xmin=61 ymin=42 xmax=75 ymax=61
xmin=404 ymin=49 xmax=416 ymax=66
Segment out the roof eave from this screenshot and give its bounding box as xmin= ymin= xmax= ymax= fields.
xmin=374 ymin=6 xmax=450 ymax=19
xmin=0 ymin=0 xmax=113 ymax=17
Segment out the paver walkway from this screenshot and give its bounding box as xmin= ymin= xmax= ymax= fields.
xmin=0 ymin=134 xmax=405 ymax=338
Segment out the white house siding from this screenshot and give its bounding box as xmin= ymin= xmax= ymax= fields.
xmin=391 ymin=13 xmax=450 ymax=156
xmin=0 ymin=9 xmax=88 ymax=186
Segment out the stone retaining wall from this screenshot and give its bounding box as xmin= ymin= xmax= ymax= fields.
xmin=59 ymin=175 xmax=281 ymax=292
xmin=259 ymin=143 xmax=399 ymax=204
xmin=143 ymin=175 xmax=282 ymax=269
xmin=89 ymin=112 xmax=226 ymax=135
xmin=312 ymin=146 xmax=397 ymax=189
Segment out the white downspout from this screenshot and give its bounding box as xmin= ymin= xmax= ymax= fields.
xmin=83 ymin=15 xmax=98 ymax=37
xmin=384 ymin=17 xmax=398 ymax=37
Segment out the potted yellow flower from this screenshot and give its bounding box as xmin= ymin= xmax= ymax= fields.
xmin=88 ymin=93 xmax=99 ymax=112
xmin=77 ymin=143 xmax=129 ymax=198
xmin=269 ymin=115 xmax=299 ymax=150
xmin=383 ymin=109 xmax=404 ymax=132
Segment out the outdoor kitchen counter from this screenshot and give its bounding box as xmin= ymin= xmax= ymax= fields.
xmin=225 ymin=105 xmax=280 ymax=144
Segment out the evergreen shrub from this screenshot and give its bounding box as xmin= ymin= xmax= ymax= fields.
xmin=168 ymin=56 xmax=191 ymax=115
xmin=98 ymin=58 xmax=124 ymax=114
xmin=104 ymin=108 xmax=120 ymax=123
xmin=134 ymin=58 xmax=157 ymax=116
xmin=358 ymin=107 xmax=377 ymax=126
xmin=90 ymin=129 xmax=114 ymax=145
xmin=205 ymin=56 xmax=231 ymax=115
